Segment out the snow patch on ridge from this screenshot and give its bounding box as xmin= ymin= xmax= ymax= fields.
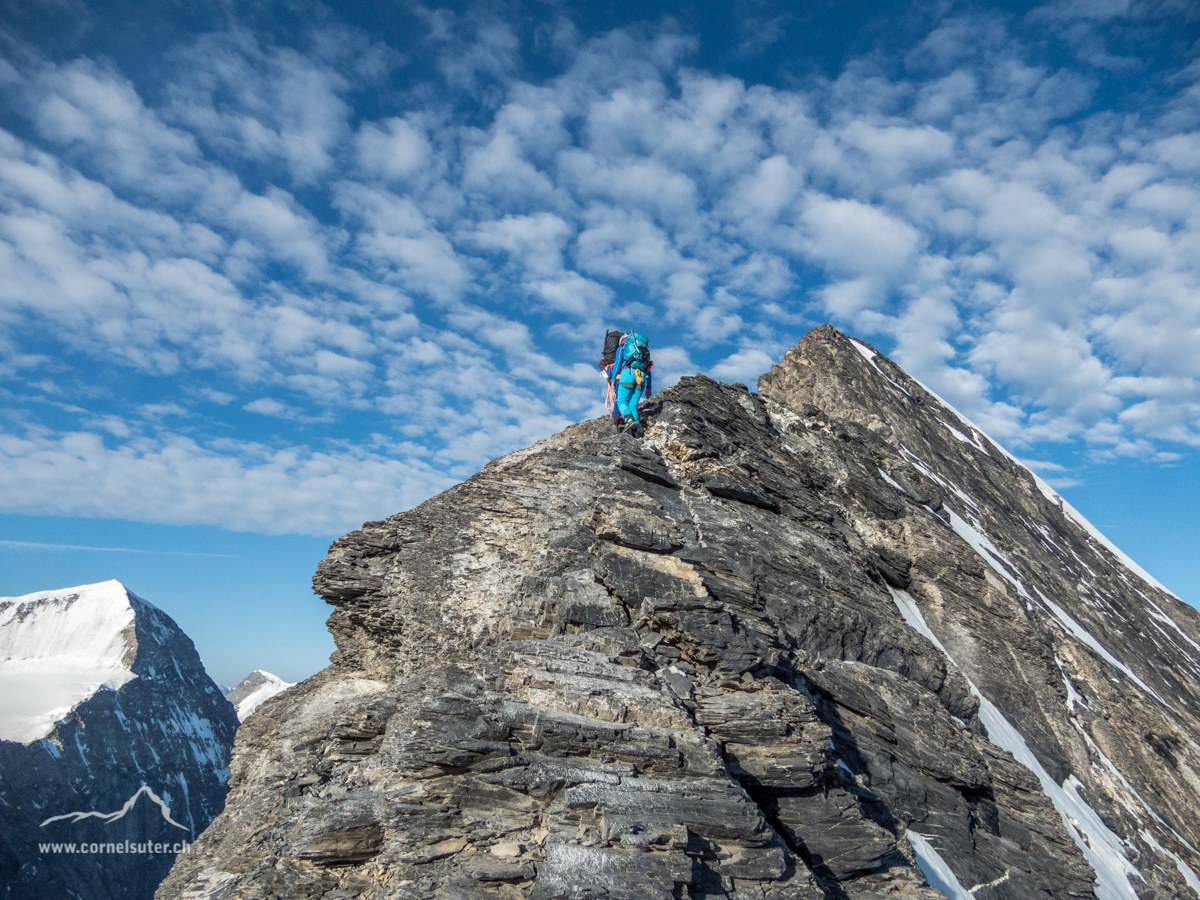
xmin=850 ymin=339 xmax=912 ymax=395
xmin=878 ymin=468 xmax=908 ymax=494
xmin=1057 ymin=498 xmax=1178 ymax=599
xmin=1140 ymin=830 xmax=1200 ymax=898
xmin=887 ymin=586 xmax=1142 ymax=900
xmin=1075 ymin=723 xmax=1163 ymax=826
xmin=893 ymin=366 xmax=1000 ymax=455
xmin=939 ymin=420 xmax=990 ymax=455
xmin=0 ymin=580 xmax=141 ymax=743
xmin=903 ymin=443 xmax=1167 ymax=713
xmin=944 ymin=507 xmax=1030 ymax=598
xmin=887 ymin=585 xmax=949 ymax=656
xmin=906 ymin=830 xmax=972 ymax=899
xmin=901 ymin=449 xmax=979 ymax=510
xmin=1058 ymin=661 xmax=1084 ymax=713
xmin=1039 ymin=596 xmax=1165 ymax=706
xmin=850 ymin=340 xmax=883 ymax=374
xmin=1147 ymin=605 xmax=1200 ymax=662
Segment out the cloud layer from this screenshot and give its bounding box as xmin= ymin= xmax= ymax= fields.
xmin=1 ymin=2 xmax=1197 ymax=532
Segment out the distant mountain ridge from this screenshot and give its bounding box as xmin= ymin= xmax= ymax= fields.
xmin=226 ymin=669 xmax=294 ymax=721
xmin=160 ymin=327 xmax=1200 ymax=900
xmin=0 ymin=580 xmax=238 ymax=900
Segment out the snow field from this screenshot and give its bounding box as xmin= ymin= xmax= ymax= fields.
xmin=0 ymin=580 xmax=141 ymax=743
xmin=906 ymin=830 xmax=973 ymax=899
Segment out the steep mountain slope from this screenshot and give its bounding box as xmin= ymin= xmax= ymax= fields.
xmin=0 ymin=580 xmax=239 ymax=900
xmin=159 ymin=328 xmax=1200 ymax=900
xmin=227 ymin=670 xmax=295 ymax=721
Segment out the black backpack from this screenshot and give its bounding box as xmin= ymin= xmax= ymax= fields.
xmin=601 ymin=330 xmax=626 ymax=368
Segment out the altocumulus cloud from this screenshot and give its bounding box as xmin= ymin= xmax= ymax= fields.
xmin=0 ymin=1 xmax=1198 ymax=534
xmin=0 ymin=429 xmax=458 ymax=533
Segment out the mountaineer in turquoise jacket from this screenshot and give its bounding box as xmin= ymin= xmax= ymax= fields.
xmin=611 ymin=332 xmax=653 ymax=435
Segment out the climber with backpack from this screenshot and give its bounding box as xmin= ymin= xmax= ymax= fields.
xmin=600 ymin=330 xmax=625 ymax=429
xmin=599 ymin=330 xmax=653 ymax=436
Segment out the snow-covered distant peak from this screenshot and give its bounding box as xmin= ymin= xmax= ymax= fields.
xmin=0 ymin=580 xmax=145 ymax=662
xmin=226 ymin=669 xmax=294 ymax=722
xmin=0 ymin=580 xmax=143 ymax=744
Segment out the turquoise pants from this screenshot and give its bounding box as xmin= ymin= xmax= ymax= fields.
xmin=616 ymin=383 xmax=644 ymax=422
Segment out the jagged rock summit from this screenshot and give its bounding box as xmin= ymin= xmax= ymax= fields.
xmin=160 ymin=327 xmax=1200 ymax=900
xmin=0 ymin=580 xmax=239 ymax=900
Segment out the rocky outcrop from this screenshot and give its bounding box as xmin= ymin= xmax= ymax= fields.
xmin=159 ymin=327 xmax=1200 ymax=900
xmin=0 ymin=581 xmax=238 ymax=900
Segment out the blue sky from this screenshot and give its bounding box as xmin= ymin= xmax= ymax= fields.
xmin=1 ymin=0 xmax=1198 ymax=686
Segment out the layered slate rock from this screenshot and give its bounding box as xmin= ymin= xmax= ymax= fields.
xmin=0 ymin=581 xmax=238 ymax=900
xmin=160 ymin=328 xmax=1200 ymax=900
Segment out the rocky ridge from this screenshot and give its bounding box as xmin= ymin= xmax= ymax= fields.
xmin=160 ymin=328 xmax=1200 ymax=900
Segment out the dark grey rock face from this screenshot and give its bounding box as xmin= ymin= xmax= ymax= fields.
xmin=159 ymin=327 xmax=1200 ymax=900
xmin=0 ymin=585 xmax=239 ymax=900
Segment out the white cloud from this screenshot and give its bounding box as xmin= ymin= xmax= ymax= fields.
xmin=837 ymin=121 xmax=955 ymax=181
xmin=799 ymin=196 xmax=921 ymax=279
xmin=0 ymin=428 xmax=457 ymax=534
xmin=471 ymin=212 xmax=572 ymax=276
xmin=162 ymin=29 xmax=383 ymax=185
xmin=430 ymin=12 xmax=520 ymax=92
xmin=334 ymin=183 xmax=470 ymax=302
xmin=651 ymin=345 xmax=698 ymax=390
xmin=357 ymin=117 xmax=434 ymax=183
xmin=723 ymin=154 xmax=802 ymax=229
xmin=2 ymin=8 xmax=1199 ymax=534
xmin=709 ymin=348 xmax=775 ymax=386
xmin=243 ymin=398 xmax=293 ymax=417
xmin=32 ymin=59 xmax=209 ymax=197
xmin=575 ymin=206 xmax=690 ymax=283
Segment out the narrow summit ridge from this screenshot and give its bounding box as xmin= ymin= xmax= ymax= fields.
xmin=161 ymin=328 xmax=1200 ymax=900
